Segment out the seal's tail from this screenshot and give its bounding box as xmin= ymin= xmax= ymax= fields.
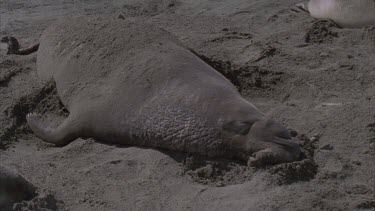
xmin=1 ymin=36 xmax=39 ymax=55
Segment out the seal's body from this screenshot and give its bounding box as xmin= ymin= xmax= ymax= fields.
xmin=300 ymin=0 xmax=375 ymax=28
xmin=26 ymin=17 xmax=301 ymax=166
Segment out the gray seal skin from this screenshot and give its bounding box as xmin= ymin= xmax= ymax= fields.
xmin=297 ymin=0 xmax=375 ymax=28
xmin=0 ymin=165 xmax=36 ymax=208
xmin=25 ymin=16 xmax=301 ymax=167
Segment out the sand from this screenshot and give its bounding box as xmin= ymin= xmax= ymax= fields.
xmin=0 ymin=0 xmax=374 ymax=210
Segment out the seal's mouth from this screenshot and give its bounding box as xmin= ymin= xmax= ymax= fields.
xmin=247 ymin=148 xmax=276 ymax=167
xmin=247 ymin=138 xmax=302 ymax=167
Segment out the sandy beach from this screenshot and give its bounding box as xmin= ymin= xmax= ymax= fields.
xmin=0 ymin=0 xmax=374 ymax=210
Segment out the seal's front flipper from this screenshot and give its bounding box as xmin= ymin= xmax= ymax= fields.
xmin=26 ymin=113 xmax=84 ymax=146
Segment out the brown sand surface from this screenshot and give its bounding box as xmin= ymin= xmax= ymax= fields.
xmin=0 ymin=0 xmax=374 ymax=210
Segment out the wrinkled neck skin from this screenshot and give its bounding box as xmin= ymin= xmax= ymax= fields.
xmin=126 ymin=84 xmax=265 ymax=161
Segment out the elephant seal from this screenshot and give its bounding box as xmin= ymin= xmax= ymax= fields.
xmin=10 ymin=16 xmax=301 ymax=167
xmin=297 ymin=0 xmax=375 ymax=28
xmin=0 ymin=165 xmax=36 ymax=209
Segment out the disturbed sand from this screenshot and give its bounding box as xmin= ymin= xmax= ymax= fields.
xmin=0 ymin=0 xmax=374 ymax=210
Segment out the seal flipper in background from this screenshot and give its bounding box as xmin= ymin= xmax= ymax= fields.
xmin=1 ymin=36 xmax=39 ymax=55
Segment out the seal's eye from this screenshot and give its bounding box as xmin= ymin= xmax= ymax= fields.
xmin=222 ymin=121 xmax=253 ymax=135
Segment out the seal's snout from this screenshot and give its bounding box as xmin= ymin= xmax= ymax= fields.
xmin=247 ymin=119 xmax=302 ymax=167
xmin=247 ymin=137 xmax=302 ymax=167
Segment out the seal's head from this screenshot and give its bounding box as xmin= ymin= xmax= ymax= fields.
xmin=223 ymin=118 xmax=301 ymax=167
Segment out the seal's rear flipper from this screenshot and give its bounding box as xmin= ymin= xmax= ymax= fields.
xmin=26 ymin=113 xmax=84 ymax=146
xmin=1 ymin=36 xmax=39 ymax=55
